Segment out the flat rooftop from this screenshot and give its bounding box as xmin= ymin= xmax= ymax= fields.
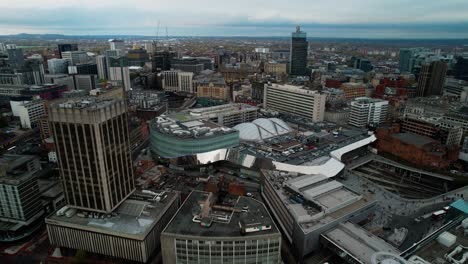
xmin=263 ymin=170 xmax=373 ymax=233
xmin=46 ymin=191 xmax=179 ymax=240
xmin=152 ymin=115 xmax=237 ymax=139
xmin=0 ymin=155 xmax=38 ymax=184
xmin=410 ymin=216 xmax=468 ymax=264
xmin=51 ymin=97 xmax=123 ymax=110
xmin=163 ymin=191 xmax=278 ymax=238
xmin=170 ymin=103 xmax=258 ymax=123
xmin=322 ymin=222 xmax=400 ymax=264
xmin=391 ymin=132 xmax=436 ymax=147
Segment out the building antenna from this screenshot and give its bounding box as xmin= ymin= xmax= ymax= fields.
xmin=153 ymin=21 xmax=160 ymax=52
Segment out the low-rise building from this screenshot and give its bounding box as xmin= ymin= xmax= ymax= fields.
xmin=340 ymin=82 xmax=366 ymax=100
xmin=375 ymin=125 xmax=459 ymax=169
xmin=46 ymin=191 xmax=180 ymax=263
xmin=261 ymin=170 xmax=377 ymax=259
xmin=161 ymin=191 xmax=282 ymax=264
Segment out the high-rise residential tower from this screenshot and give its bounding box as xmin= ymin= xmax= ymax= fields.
xmin=289 ymin=26 xmax=308 ymax=76
xmin=48 ymin=98 xmax=135 ymax=213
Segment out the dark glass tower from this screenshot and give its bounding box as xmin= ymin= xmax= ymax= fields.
xmin=289 ymin=26 xmax=308 ymax=76
xmin=57 ymin=44 xmax=78 ymax=59
xmin=417 ymin=61 xmax=448 ymax=97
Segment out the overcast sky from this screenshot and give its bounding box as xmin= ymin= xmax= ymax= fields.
xmin=1 ymin=0 xmax=468 ymax=38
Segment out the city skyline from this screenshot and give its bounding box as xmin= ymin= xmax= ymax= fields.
xmin=1 ymin=0 xmax=468 ymax=38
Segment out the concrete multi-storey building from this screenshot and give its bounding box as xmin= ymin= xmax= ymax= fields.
xmin=348 ymin=97 xmax=388 ymax=127
xmin=161 ymin=70 xmax=194 ymax=93
xmin=161 ymin=191 xmax=282 ymax=264
xmin=0 ymin=155 xmax=44 ymax=241
xmin=47 ymin=58 xmax=69 ymax=74
xmin=444 ymin=78 xmax=468 ymax=102
xmin=9 ymin=99 xmax=46 ymax=128
xmin=263 ymin=83 xmax=326 ymax=122
xmin=178 ymin=103 xmax=258 ymax=127
xmin=0 ymin=155 xmax=43 ymax=223
xmin=340 ymin=82 xmax=366 ymax=100
xmin=264 ymin=62 xmax=287 ymax=76
xmin=48 ymin=98 xmax=135 ymax=213
xmin=261 ymin=170 xmax=376 ymax=259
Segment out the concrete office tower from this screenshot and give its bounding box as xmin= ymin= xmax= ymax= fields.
xmin=417 ymin=61 xmax=448 ymax=97
xmin=263 ymin=83 xmax=326 ymax=122
xmin=61 ymin=51 xmax=88 ymax=66
xmin=47 ymin=58 xmax=69 ymax=74
xmin=7 ymin=48 xmax=24 ymax=68
xmin=10 ymin=99 xmax=46 ymax=129
xmin=57 ymin=44 xmax=78 ymax=59
xmin=289 ymin=26 xmax=308 ymax=76
xmin=109 ymin=39 xmax=125 ymax=50
xmin=96 ymin=55 xmax=108 ymax=80
xmin=161 ymin=191 xmax=282 ymax=264
xmin=109 ymin=56 xmax=131 ymax=91
xmin=348 ymin=97 xmax=389 ymax=127
xmin=0 ymin=43 xmax=5 ymax=52
xmin=48 ymin=98 xmax=135 ymax=213
xmin=161 ymin=70 xmax=194 ymax=93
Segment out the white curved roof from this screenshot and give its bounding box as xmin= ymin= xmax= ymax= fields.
xmin=233 ymin=118 xmax=292 ymax=142
xmin=233 ymin=123 xmax=263 ymax=142
xmin=273 ymin=157 xmax=344 ymax=178
xmin=330 ymin=134 xmax=377 ymax=160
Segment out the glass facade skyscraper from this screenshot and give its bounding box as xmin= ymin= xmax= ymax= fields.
xmin=289 ymin=26 xmax=308 ymax=76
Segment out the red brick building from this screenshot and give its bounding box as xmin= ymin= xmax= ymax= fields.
xmin=375 ymin=125 xmax=459 ymax=169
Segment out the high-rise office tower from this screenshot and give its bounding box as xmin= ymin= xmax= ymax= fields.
xmin=96 ymin=55 xmax=108 ymax=80
xmin=109 ymin=56 xmax=131 ymax=91
xmin=7 ymin=48 xmax=24 ymax=69
xmin=57 ymin=44 xmax=78 ymax=59
xmin=399 ymin=48 xmax=415 ymax=72
xmin=48 ymin=98 xmax=135 ymax=213
xmin=289 ymin=26 xmax=308 ymax=76
xmin=417 ymin=61 xmax=448 ymax=97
